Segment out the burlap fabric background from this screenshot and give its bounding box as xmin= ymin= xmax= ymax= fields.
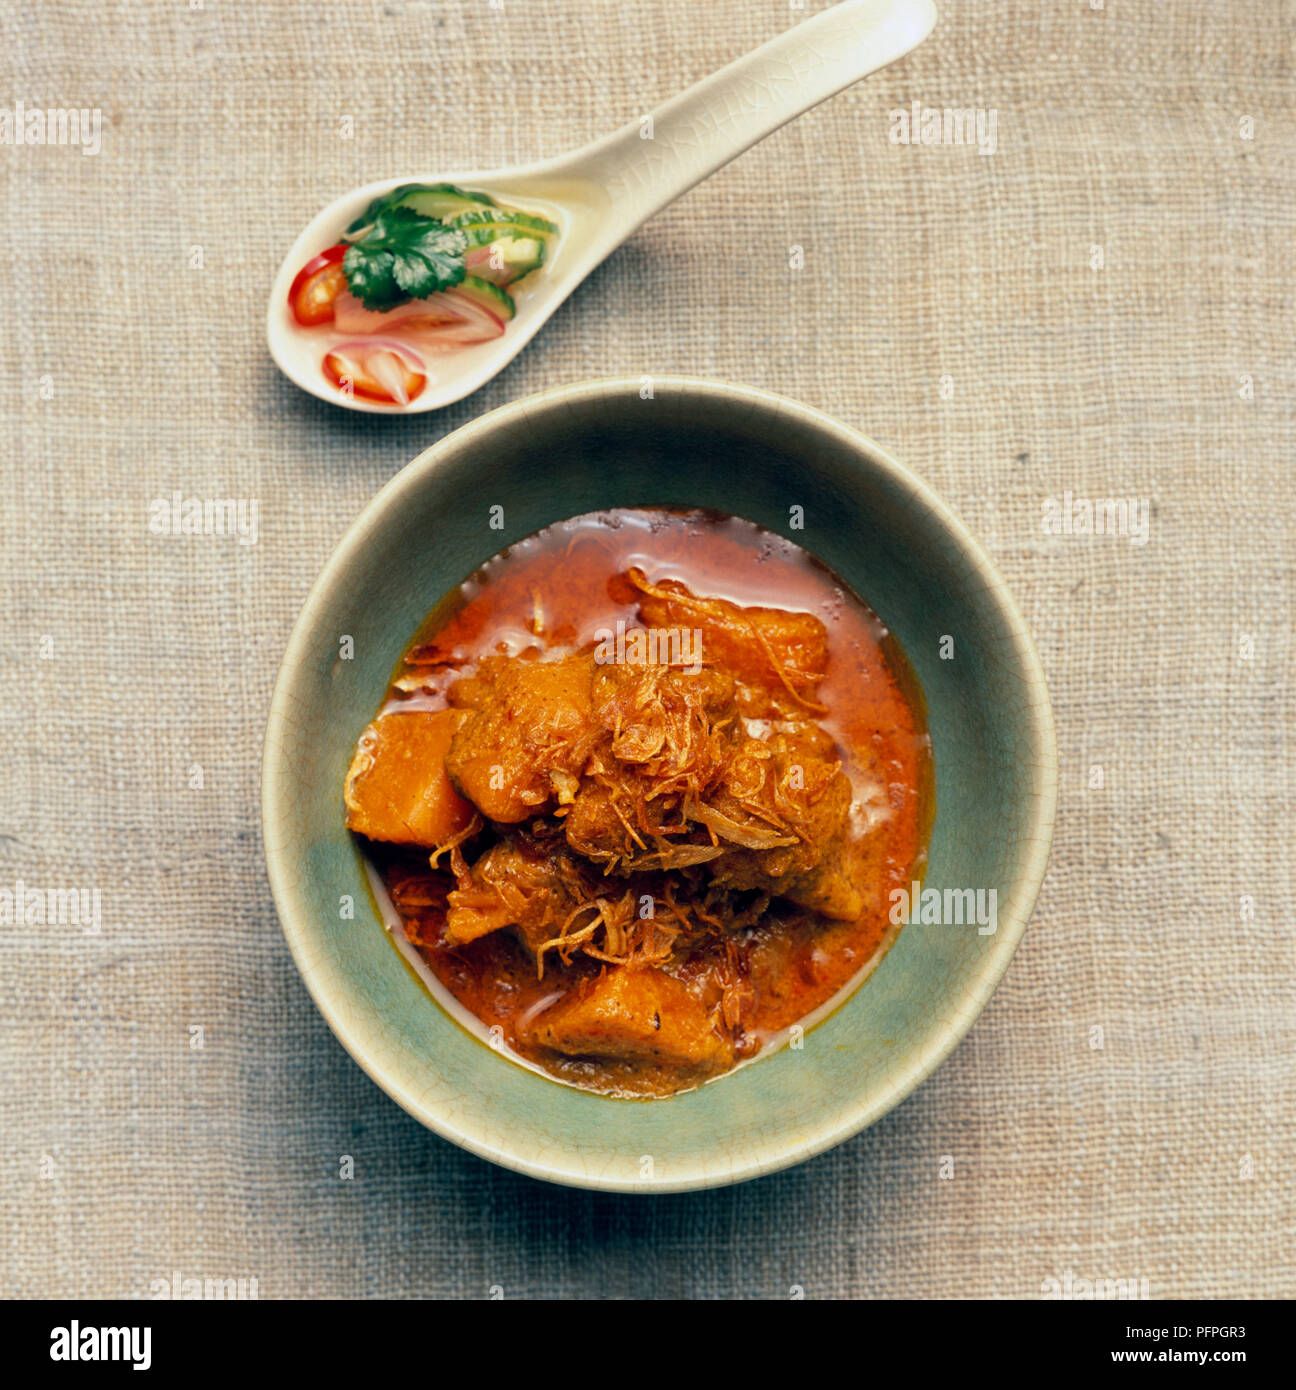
xmin=1 ymin=0 xmax=1291 ymax=1300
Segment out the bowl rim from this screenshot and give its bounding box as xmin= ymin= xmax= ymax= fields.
xmin=262 ymin=374 xmax=1058 ymax=1192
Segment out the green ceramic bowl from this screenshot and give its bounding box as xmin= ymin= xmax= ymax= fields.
xmin=263 ymin=377 xmax=1056 ymax=1192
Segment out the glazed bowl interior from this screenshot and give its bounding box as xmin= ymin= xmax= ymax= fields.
xmin=263 ymin=377 xmax=1056 ymax=1192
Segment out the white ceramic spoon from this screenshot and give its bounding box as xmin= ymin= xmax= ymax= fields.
xmin=267 ymin=0 xmax=937 ymax=413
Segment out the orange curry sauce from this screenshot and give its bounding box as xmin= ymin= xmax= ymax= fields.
xmin=361 ymin=507 xmax=932 ymax=1097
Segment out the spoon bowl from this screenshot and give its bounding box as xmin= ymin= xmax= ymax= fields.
xmin=267 ymin=0 xmax=938 ymax=413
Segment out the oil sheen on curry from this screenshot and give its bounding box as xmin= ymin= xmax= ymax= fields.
xmin=345 ymin=508 xmax=932 ymax=1098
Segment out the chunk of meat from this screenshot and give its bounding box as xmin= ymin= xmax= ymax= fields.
xmin=344 ymin=709 xmax=474 ymax=847
xmin=704 ymin=728 xmax=863 ymax=920
xmin=446 ymin=653 xmax=595 ymax=822
xmin=627 ymin=568 xmax=828 ymax=712
xmin=446 ymin=833 xmax=689 ymax=970
xmin=384 ymin=867 xmax=451 ymax=947
xmin=781 ymin=830 xmax=867 ymax=920
xmin=564 ymin=662 xmax=735 ymax=868
xmin=444 ymin=834 xmax=591 ymax=954
xmin=525 ymin=966 xmax=733 ymax=1071
xmin=563 ymin=780 xmax=724 ymax=872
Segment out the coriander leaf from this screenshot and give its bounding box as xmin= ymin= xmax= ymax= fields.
xmin=345 ymin=192 xmax=389 ymax=236
xmin=342 ymin=207 xmax=467 ymax=311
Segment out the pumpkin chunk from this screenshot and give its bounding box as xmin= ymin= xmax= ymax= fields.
xmin=344 ymin=709 xmax=474 ymax=847
xmin=526 ymin=967 xmax=732 ymax=1072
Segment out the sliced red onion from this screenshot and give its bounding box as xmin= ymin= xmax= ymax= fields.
xmin=333 ymin=290 xmax=467 ymax=335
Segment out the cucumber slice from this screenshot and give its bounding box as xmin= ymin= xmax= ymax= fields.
xmin=449 ymin=208 xmax=559 ymax=240
xmin=452 ymin=274 xmax=516 ymax=321
xmin=390 ymin=183 xmax=498 ymax=221
xmin=467 ymin=236 xmax=547 ymax=286
xmin=347 ymin=183 xmax=497 ymax=234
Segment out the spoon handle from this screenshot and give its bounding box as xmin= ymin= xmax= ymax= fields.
xmin=570 ymin=0 xmax=937 ymax=251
